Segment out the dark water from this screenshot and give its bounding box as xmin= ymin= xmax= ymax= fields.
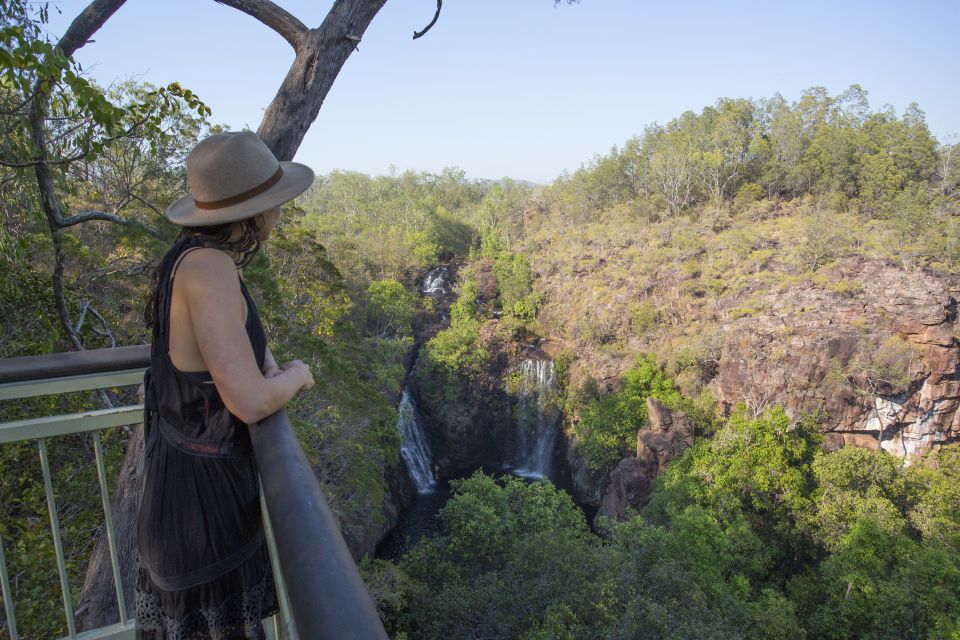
xmin=375 ymin=479 xmax=453 ymax=561
xmin=375 ymin=463 xmax=595 ymax=561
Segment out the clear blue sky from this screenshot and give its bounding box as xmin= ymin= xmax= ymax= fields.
xmin=47 ymin=0 xmax=960 ymax=184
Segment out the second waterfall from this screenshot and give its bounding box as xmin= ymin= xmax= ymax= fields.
xmin=511 ymin=357 xmax=561 ymax=480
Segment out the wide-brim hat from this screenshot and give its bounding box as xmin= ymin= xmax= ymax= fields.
xmin=166 ymin=130 xmax=315 ymax=226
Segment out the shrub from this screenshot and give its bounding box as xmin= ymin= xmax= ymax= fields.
xmin=573 ymin=354 xmax=681 ymax=471
xmin=629 ymin=300 xmax=658 ymax=335
xmin=733 ymin=183 xmax=764 ymax=214
xmin=511 ymin=292 xmax=542 ymax=321
xmin=493 ymin=251 xmax=533 ymax=312
xmin=366 ymin=278 xmax=417 ymax=337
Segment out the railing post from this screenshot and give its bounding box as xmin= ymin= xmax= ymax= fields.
xmin=0 ymin=529 xmax=18 ymax=640
xmin=37 ymin=438 xmax=77 ymax=638
xmin=250 ymin=410 xmax=388 ymax=640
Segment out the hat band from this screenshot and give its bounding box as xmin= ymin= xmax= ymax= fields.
xmin=194 ymin=166 xmax=284 ymax=210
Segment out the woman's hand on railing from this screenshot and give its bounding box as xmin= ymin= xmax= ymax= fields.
xmin=279 ymin=359 xmax=314 ymax=394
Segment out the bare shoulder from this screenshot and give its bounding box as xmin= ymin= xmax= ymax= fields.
xmin=175 ymin=247 xmax=239 ymax=292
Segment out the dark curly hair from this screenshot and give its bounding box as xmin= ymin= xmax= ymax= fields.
xmin=143 ymin=217 xmax=262 ymax=328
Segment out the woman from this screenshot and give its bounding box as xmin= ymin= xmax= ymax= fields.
xmin=136 ymin=131 xmax=315 ymax=639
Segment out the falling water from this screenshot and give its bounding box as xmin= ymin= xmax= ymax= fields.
xmin=397 ymin=386 xmax=436 ymax=493
xmin=421 ymin=266 xmax=451 ymax=294
xmin=512 ymin=358 xmax=560 ymax=480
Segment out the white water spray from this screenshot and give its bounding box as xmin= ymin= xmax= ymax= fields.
xmin=512 ymin=358 xmax=560 ymax=480
xmin=397 ymin=387 xmax=436 ymax=493
xmin=421 ymin=266 xmax=451 ymax=294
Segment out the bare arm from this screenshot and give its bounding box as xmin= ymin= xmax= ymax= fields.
xmin=179 ymin=249 xmax=313 ymax=424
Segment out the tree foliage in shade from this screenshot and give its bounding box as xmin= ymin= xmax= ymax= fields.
xmin=367 ymin=412 xmax=960 ymax=640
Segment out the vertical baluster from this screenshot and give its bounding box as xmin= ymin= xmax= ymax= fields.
xmin=37 ymin=438 xmax=77 ymax=638
xmin=91 ymin=430 xmax=127 ymax=624
xmin=0 ymin=530 xmax=19 ymax=640
xmin=259 ymin=477 xmax=296 ymax=640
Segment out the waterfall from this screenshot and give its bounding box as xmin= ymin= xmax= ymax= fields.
xmin=421 ymin=266 xmax=451 ymax=295
xmin=397 ymin=386 xmax=436 ymax=493
xmin=512 ymin=358 xmax=560 ymax=480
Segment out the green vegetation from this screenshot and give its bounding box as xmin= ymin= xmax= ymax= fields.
xmin=572 ymin=354 xmax=683 ymax=470
xmin=0 ymin=420 xmax=128 ymax=639
xmin=4 ymin=7 xmax=960 ymax=637
xmin=367 ymin=414 xmax=960 ymax=640
xmin=550 ymin=86 xmax=952 ymax=225
xmin=366 ymin=279 xmax=419 ymax=338
xmin=417 ymin=274 xmax=490 ymax=405
xmin=299 ymin=169 xmax=518 ymax=294
xmin=629 ymin=300 xmax=658 ymax=335
xmin=491 ymin=251 xmax=542 ymax=321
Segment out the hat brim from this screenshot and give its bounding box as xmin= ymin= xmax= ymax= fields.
xmin=166 ymin=161 xmax=315 ymax=227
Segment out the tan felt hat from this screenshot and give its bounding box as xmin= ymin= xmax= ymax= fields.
xmin=166 ymin=131 xmax=315 ymax=226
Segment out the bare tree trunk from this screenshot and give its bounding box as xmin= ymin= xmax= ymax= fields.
xmin=75 ymin=424 xmax=145 ymax=630
xmin=256 ymin=0 xmax=388 ymax=161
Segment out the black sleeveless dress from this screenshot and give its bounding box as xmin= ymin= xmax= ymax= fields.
xmin=135 ymin=235 xmax=279 ymax=640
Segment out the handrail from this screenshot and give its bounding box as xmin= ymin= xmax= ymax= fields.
xmin=252 ymin=411 xmax=388 ymax=640
xmin=0 ymin=345 xmax=150 ymax=384
xmin=0 ymin=346 xmax=388 ymax=640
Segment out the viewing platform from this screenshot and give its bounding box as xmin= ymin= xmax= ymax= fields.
xmin=0 ymin=346 xmax=387 ymax=640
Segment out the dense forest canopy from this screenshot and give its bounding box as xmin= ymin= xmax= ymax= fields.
xmin=363 ymin=415 xmax=960 ymax=639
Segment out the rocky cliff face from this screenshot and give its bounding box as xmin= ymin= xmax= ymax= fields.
xmin=410 ymin=260 xmax=515 ymax=475
xmin=560 ymin=397 xmax=694 ymax=526
xmin=710 ymin=257 xmax=960 ymax=460
xmin=526 ymin=232 xmax=960 ymax=525
xmin=406 ymin=250 xmax=960 ymax=530
xmin=412 ymin=321 xmax=565 ymax=477
xmin=345 ymin=460 xmax=416 ymax=559
xmin=537 ymin=251 xmax=960 ymax=464
xmin=410 ymin=364 xmax=513 ymax=473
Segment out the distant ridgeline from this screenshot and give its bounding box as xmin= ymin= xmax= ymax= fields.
xmin=551 ymin=84 xmax=950 ymax=224
xmin=2 ymin=84 xmax=958 ymax=638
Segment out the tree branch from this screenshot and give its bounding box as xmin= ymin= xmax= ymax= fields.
xmin=51 ymin=238 xmax=84 ymax=352
xmin=58 ymin=210 xmax=158 ymax=236
xmin=76 ymin=300 xmax=117 ymax=348
xmin=256 ymin=0 xmax=388 ymax=160
xmin=56 ymin=0 xmax=129 ymax=57
xmin=213 ymin=0 xmax=309 ymax=51
xmin=413 ymin=0 xmax=441 ymax=40
xmin=0 ymin=85 xmax=43 ymax=116
xmin=0 ymin=152 xmax=88 ymax=168
xmin=129 ymin=192 xmax=165 ymax=217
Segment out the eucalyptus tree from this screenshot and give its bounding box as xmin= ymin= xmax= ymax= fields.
xmin=693 ymin=98 xmax=755 ymax=215
xmin=647 ymin=119 xmax=696 ymax=218
xmin=1 ymin=0 xmax=212 ymax=359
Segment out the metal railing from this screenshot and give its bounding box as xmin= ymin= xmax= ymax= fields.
xmin=0 ymin=346 xmax=387 ymax=640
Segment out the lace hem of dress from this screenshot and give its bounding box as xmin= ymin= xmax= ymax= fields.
xmin=135 ymin=568 xmax=278 ymax=640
